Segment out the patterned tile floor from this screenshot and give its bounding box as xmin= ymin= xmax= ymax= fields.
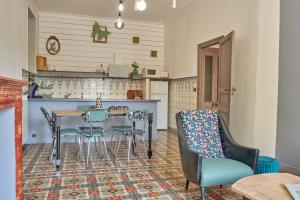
xmin=23 ymin=131 xmax=243 ymax=200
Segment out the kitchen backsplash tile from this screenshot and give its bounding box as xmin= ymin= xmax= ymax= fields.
xmin=35 ymin=76 xmax=141 ymax=99
xmin=35 ymin=75 xmax=196 ymax=130
xmin=168 ymin=77 xmax=197 ymax=129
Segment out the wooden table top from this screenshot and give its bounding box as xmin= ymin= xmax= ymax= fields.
xmin=232 ymin=173 xmax=300 ymax=200
xmin=52 ymin=110 xmax=84 ymax=117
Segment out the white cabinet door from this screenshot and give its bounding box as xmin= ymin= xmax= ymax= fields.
xmin=151 ymin=81 xmax=168 ymax=94
xmin=152 ymin=94 xmax=168 ymax=129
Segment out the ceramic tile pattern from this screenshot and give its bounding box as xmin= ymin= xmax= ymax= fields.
xmin=23 ymin=131 xmax=243 ymax=200
xmin=168 ymin=77 xmax=197 ymax=129
xmin=35 ymin=76 xmax=197 ymax=130
xmin=35 ymin=76 xmax=142 ymax=99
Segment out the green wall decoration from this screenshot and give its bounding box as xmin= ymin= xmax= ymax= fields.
xmin=46 ymin=36 xmax=60 ymax=55
xmin=91 ymin=22 xmax=111 ymax=43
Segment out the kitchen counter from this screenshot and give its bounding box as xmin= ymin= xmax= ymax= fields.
xmin=27 ymin=98 xmax=158 ymax=144
xmin=28 ymin=98 xmax=160 ymax=102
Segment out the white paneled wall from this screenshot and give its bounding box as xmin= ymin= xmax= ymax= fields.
xmin=39 ymin=13 xmax=164 ymax=72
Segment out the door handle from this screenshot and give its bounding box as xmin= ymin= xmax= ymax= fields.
xmin=212 ymin=102 xmax=218 ymax=107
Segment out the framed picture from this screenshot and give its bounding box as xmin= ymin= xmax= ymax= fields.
xmin=92 ymin=22 xmax=110 ymax=43
xmin=151 ymin=50 xmax=158 ymax=58
xmin=133 ymin=36 xmax=140 ymax=44
xmin=46 ymin=36 xmax=60 ymax=55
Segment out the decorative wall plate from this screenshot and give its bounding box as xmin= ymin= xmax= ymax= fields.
xmin=46 ymin=36 xmax=60 ymax=55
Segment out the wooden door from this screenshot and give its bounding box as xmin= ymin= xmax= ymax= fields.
xmin=199 ymin=48 xmax=219 ymax=110
xmin=218 ymin=31 xmax=234 ymax=124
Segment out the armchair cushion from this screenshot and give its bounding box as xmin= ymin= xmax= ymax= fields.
xmin=180 ymin=110 xmax=224 ymax=158
xmin=201 ymin=158 xmax=253 ymax=187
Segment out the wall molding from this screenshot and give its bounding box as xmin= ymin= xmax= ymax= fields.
xmin=280 ymin=163 xmax=300 ymax=176
xmin=164 ymin=0 xmax=202 ymax=25
xmin=40 ymin=12 xmax=164 ymax=27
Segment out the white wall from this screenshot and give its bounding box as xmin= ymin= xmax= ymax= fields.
xmin=38 ymin=13 xmax=164 ymax=72
xmin=0 ymin=0 xmax=39 ymax=77
xmin=165 ymin=0 xmax=279 ymax=156
xmin=0 ymin=0 xmax=39 ymax=144
xmin=0 ymin=0 xmax=28 ymax=79
xmin=277 ymin=0 xmax=300 ymax=175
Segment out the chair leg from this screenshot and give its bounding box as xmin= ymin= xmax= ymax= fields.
xmin=94 ymin=136 xmax=97 ymax=152
xmin=127 ymin=136 xmax=132 ymax=164
xmin=115 ymin=133 xmax=123 ymax=156
xmin=86 ymin=139 xmax=91 ymax=167
xmin=101 ymin=135 xmax=110 ymax=162
xmin=200 ymin=186 xmax=205 ymax=200
xmin=50 ymin=137 xmax=56 ymax=164
xmin=141 ymin=135 xmax=147 ymax=157
xmin=77 ymin=136 xmax=83 ymax=162
xmin=185 ymin=180 xmax=189 ymax=191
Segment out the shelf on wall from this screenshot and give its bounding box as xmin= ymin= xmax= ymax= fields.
xmin=36 ymin=70 xmax=144 ymax=80
xmin=36 ymin=71 xmax=171 ymax=81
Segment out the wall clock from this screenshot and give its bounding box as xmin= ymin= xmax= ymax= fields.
xmin=46 ymin=36 xmax=60 ymax=55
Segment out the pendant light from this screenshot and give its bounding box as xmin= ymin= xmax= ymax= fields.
xmin=135 ymin=0 xmax=147 ymax=11
xmin=172 ymin=0 xmax=176 ymax=8
xmin=118 ymin=0 xmax=124 ymax=12
xmin=114 ymin=12 xmax=125 ymax=29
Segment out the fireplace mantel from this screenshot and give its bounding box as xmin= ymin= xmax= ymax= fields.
xmin=0 ymin=76 xmax=27 ymax=200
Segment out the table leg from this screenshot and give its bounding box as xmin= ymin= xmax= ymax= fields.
xmin=56 ymin=127 xmax=61 ymax=169
xmin=52 ymin=113 xmax=61 ymax=169
xmin=132 ymin=121 xmax=136 ymax=150
xmin=147 ymin=113 xmax=153 ymax=159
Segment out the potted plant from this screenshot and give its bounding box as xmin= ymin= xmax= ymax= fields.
xmin=132 ymin=61 xmax=139 ymax=75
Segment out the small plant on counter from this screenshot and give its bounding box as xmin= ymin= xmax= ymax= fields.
xmin=132 ymin=61 xmax=140 ymax=75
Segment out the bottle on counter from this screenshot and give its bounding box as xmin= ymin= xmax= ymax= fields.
xmin=95 ymin=92 xmax=102 ymax=109
xmin=81 ymin=93 xmax=84 ymax=99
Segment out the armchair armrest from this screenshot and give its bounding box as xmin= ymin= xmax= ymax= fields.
xmin=176 ymin=113 xmax=202 ymax=184
xmin=218 ymin=116 xmax=259 ymax=172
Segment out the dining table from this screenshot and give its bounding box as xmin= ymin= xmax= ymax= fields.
xmin=51 ymin=109 xmax=154 ymax=169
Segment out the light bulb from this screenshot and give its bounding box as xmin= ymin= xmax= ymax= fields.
xmin=172 ymin=0 xmax=176 ymax=8
xmin=118 ymin=1 xmax=124 ymax=12
xmin=114 ymin=17 xmax=125 ymax=29
xmin=135 ymin=0 xmax=147 ymax=11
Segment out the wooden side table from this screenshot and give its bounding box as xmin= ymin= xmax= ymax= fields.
xmin=232 ymin=173 xmax=300 ymax=200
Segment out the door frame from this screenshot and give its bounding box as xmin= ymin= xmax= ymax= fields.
xmin=197 ymin=35 xmax=224 ymax=109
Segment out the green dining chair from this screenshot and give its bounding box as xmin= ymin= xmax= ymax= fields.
xmin=77 ymin=105 xmax=93 ymax=112
xmin=113 ymin=110 xmax=148 ymax=163
xmin=40 ymin=107 xmax=82 ymax=164
xmin=79 ymin=108 xmax=110 ymax=166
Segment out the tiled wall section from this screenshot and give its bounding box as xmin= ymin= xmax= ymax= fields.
xmin=35 ymin=76 xmax=197 ymax=130
xmin=35 ymin=76 xmax=141 ymax=99
xmin=168 ymin=77 xmax=197 ymax=129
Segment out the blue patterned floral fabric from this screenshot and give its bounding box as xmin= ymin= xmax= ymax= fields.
xmin=180 ymin=110 xmax=224 ymax=158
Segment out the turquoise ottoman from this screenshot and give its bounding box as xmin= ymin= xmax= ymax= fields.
xmin=256 ymin=156 xmax=279 ymax=174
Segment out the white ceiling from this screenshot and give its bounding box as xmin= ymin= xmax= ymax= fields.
xmin=35 ymin=0 xmax=198 ymax=23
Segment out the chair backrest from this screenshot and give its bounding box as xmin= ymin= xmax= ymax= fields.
xmin=77 ymin=105 xmax=93 ymax=111
xmin=127 ymin=110 xmax=148 ymax=121
xmin=40 ymin=107 xmax=53 ymax=132
xmin=85 ymin=109 xmax=108 ymax=123
xmin=108 ymin=106 xmax=129 ymax=115
xmin=177 ymin=110 xmax=224 ymax=159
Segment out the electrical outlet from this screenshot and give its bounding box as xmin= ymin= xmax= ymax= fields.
xmin=32 ymin=133 xmax=37 ymax=138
